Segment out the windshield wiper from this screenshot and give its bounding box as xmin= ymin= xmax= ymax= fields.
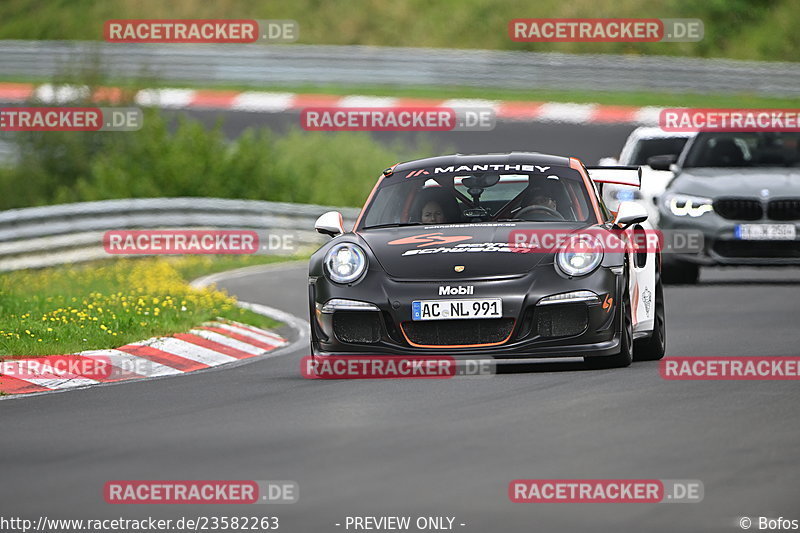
xmin=363 ymin=222 xmax=427 ymax=230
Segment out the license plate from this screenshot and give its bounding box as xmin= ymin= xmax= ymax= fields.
xmin=735 ymin=224 xmax=796 ymax=240
xmin=412 ymin=298 xmax=502 ymax=321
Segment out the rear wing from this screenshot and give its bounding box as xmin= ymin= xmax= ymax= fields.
xmin=586 ymin=166 xmax=642 ymax=188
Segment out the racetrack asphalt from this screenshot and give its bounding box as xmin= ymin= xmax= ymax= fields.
xmin=2 ymin=116 xmax=799 ymax=533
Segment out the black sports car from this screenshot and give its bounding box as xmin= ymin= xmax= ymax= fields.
xmin=308 ymin=152 xmax=665 ymax=368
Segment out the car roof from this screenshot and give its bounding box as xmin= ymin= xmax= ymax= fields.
xmin=627 ymin=126 xmax=697 ymax=141
xmin=392 ymin=152 xmax=573 ymax=173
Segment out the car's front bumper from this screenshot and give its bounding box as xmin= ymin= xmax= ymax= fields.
xmin=659 ymin=212 xmax=800 ymax=266
xmin=309 ymin=264 xmax=624 ymax=359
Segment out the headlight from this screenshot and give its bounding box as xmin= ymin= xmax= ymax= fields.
xmin=664 ymin=193 xmax=713 ymax=217
xmin=556 ymin=235 xmax=603 ymax=277
xmin=324 ymin=243 xmax=367 ymax=284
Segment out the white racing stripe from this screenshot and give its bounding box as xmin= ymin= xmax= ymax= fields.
xmin=221 ymin=319 xmax=288 ymax=343
xmin=232 ymin=92 xmax=295 ymax=112
xmin=336 ymin=96 xmax=399 ymax=107
xmin=17 ymin=376 xmax=99 ymax=390
xmin=80 ymin=349 xmax=183 ymax=377
xmin=441 ymin=98 xmax=499 ymax=110
xmin=135 ymin=89 xmax=196 ymax=108
xmin=139 ymin=337 xmax=238 ymax=366
xmin=33 ymin=84 xmax=91 ymax=104
xmin=187 ymin=329 xmax=265 ymax=355
xmin=535 ymin=102 xmax=597 ymax=123
xmin=206 ymin=322 xmax=287 ymax=347
xmin=634 ymin=106 xmax=665 ymax=126
xmin=0 ymin=356 xmax=100 ymax=389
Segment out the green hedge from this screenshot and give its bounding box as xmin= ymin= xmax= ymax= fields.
xmin=0 ymin=108 xmax=435 ymax=210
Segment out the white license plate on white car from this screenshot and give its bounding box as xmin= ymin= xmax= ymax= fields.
xmin=412 ymin=298 xmax=502 ymax=321
xmin=735 ymin=224 xmax=796 ymax=240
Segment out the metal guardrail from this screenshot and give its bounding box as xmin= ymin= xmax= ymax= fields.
xmin=0 ymin=198 xmax=360 ymax=271
xmin=1 ymin=40 xmax=799 ymax=96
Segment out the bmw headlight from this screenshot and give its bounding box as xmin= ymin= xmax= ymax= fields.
xmin=324 ymin=243 xmax=367 ymax=284
xmin=664 ymin=193 xmax=713 ymax=217
xmin=556 ymin=235 xmax=603 ymax=277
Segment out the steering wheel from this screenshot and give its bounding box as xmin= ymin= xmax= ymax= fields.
xmin=515 ymin=205 xmax=565 ymax=221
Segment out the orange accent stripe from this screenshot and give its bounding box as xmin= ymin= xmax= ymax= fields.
xmin=0 ymin=82 xmax=35 ymax=101
xmin=0 ymin=375 xmax=51 ymax=395
xmin=570 ymin=157 xmax=604 ymax=224
xmin=91 ymin=86 xmax=127 ymax=104
xmin=399 ymin=321 xmax=515 ymax=349
xmin=292 ymin=93 xmax=342 ymax=107
xmin=189 ymin=90 xmax=241 ymax=108
xmin=589 ymin=105 xmax=639 ymax=123
xmin=395 ymin=98 xmax=446 ymax=107
xmin=495 ymin=101 xmax=545 ymax=119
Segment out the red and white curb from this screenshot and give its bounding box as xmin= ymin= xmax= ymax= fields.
xmin=0 ymin=319 xmax=288 ymax=397
xmin=0 ymin=82 xmax=662 ymax=126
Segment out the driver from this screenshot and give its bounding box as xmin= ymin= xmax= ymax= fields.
xmin=420 ymin=200 xmax=446 ymax=224
xmin=530 ymin=192 xmax=558 ymax=211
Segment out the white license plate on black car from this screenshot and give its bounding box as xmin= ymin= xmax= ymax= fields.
xmin=412 ymin=298 xmax=502 ymax=321
xmin=735 ymin=224 xmax=796 ymax=240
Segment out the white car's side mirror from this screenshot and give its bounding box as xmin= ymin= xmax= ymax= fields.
xmin=315 ymin=211 xmax=345 ymax=237
xmin=614 ymin=201 xmax=648 ymax=229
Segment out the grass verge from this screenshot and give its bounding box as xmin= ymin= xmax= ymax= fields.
xmin=0 ymin=0 xmax=798 ymax=62
xmin=0 ymin=254 xmax=305 ymax=358
xmin=2 ymin=76 xmax=797 ymax=109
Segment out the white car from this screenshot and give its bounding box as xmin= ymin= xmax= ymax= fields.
xmin=599 ymin=127 xmax=696 ymax=225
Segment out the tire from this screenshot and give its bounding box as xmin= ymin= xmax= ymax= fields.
xmin=585 ymin=280 xmax=633 ymax=369
xmin=634 ymin=273 xmax=666 ymax=361
xmin=662 ymin=259 xmax=699 ymax=285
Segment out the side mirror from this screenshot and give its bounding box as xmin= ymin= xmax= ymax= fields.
xmin=315 ymin=211 xmax=345 ymax=237
xmin=614 ymin=201 xmax=648 ymax=229
xmin=646 ymin=154 xmax=677 ymax=171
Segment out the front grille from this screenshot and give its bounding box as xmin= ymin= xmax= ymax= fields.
xmin=333 ymin=311 xmax=382 ymax=344
xmin=535 ymin=303 xmax=589 ymax=338
xmin=713 ymin=198 xmax=763 ymax=220
xmin=402 ymin=318 xmax=514 ymax=346
xmin=713 ymin=240 xmax=800 ymax=259
xmin=768 ymin=199 xmax=800 ymax=221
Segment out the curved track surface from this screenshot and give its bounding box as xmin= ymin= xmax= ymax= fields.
xmin=2 ymin=118 xmax=800 ymax=532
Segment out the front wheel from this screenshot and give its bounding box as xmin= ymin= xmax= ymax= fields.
xmin=584 ymin=284 xmax=633 ymax=369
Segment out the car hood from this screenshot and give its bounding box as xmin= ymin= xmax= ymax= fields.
xmin=358 ymin=222 xmax=591 ymax=279
xmin=669 ymin=168 xmax=800 ymax=198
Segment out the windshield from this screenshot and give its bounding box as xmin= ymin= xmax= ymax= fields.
xmin=361 ymin=169 xmax=595 ymax=228
xmin=682 ymin=132 xmax=800 ymax=168
xmin=628 ymin=137 xmax=690 ymax=165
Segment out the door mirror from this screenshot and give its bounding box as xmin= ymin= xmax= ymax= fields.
xmin=315 ymin=211 xmax=345 ymax=237
xmin=646 ymin=154 xmax=677 ymax=171
xmin=614 ymin=201 xmax=648 ymax=229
